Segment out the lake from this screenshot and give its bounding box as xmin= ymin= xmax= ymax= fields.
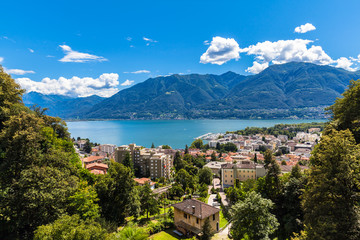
xmin=66 ymin=119 xmax=326 ymax=149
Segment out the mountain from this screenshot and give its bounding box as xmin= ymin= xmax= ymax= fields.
xmin=24 ymin=62 xmax=360 ymax=119
xmin=23 ymin=92 xmax=104 ymax=119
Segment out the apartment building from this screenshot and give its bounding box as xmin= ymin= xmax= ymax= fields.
xmin=221 ymin=161 xmax=266 ymax=188
xmin=114 ymin=144 xmax=173 ymax=179
xmin=99 ymin=144 xmax=116 ymax=154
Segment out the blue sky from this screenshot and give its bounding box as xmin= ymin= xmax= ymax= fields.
xmin=1 ymin=0 xmax=360 ymax=97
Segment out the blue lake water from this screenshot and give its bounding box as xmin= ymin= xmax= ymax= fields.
xmin=66 ymin=119 xmax=326 ymax=149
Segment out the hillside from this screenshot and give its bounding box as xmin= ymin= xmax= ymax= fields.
xmin=23 ymin=92 xmax=104 ymax=119
xmin=24 ymin=62 xmax=360 ymax=119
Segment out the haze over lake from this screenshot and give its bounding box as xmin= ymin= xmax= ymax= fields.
xmin=67 ymin=119 xmax=326 ymax=149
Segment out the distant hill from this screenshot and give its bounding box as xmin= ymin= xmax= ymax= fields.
xmin=23 ymin=92 xmax=104 ymax=119
xmin=24 ymin=62 xmax=360 ymax=120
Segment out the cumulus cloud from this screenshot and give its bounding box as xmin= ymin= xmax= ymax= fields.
xmin=28 ymin=48 xmax=34 ymax=53
xmin=335 ymin=57 xmax=357 ymax=71
xmin=246 ymin=62 xmax=269 ymax=74
xmin=121 ymin=79 xmax=134 ymax=86
xmin=295 ymin=23 xmax=316 ymax=33
xmin=59 ymin=45 xmax=108 ymax=63
xmin=5 ymin=68 xmax=35 ymax=75
xmin=124 ymin=70 xmax=150 ymax=74
xmin=200 ymin=36 xmax=241 ymax=65
xmin=16 ymin=73 xmax=119 ymax=97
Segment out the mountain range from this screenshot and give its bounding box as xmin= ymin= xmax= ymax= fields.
xmin=23 ymin=62 xmax=360 ymax=120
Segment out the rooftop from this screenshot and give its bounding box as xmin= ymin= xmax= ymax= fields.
xmin=172 ymin=199 xmax=220 ymax=220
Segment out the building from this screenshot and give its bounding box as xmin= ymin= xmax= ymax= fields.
xmin=172 ymin=199 xmax=220 ymax=237
xmin=115 ymin=144 xmax=173 ymax=179
xmin=204 ymin=161 xmax=228 ymax=175
xmin=82 ymin=155 xmax=106 ymax=166
xmin=134 ymin=177 xmax=156 ymax=189
xmin=221 ymin=161 xmax=266 ymax=188
xmin=86 ymin=162 xmax=108 ymax=175
xmin=99 ymin=144 xmax=116 ymax=154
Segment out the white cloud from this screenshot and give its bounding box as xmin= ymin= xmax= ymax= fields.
xmin=241 ymin=39 xmax=333 ymax=65
xmin=335 ymin=57 xmax=357 ymax=71
xmin=124 ymin=70 xmax=150 ymax=74
xmin=246 ymin=62 xmax=269 ymax=74
xmin=16 ymin=73 xmax=119 ymax=97
xmin=28 ymin=48 xmax=34 ymax=53
xmin=121 ymin=79 xmax=134 ymax=86
xmin=295 ymin=23 xmax=316 ymax=33
xmin=200 ymin=36 xmax=241 ymax=65
xmin=143 ymin=37 xmax=158 ymax=43
xmin=203 ymin=40 xmax=210 ymax=45
xmin=59 ymin=45 xmax=108 ymax=63
xmin=0 ymin=57 xmax=3 ymax=64
xmin=5 ymin=68 xmax=35 ymax=75
xmin=126 ymin=37 xmax=132 ymax=41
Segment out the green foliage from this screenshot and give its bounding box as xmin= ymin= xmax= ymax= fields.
xmin=190 ymin=139 xmax=203 ymax=149
xmin=122 ymin=151 xmax=134 ymax=171
xmin=230 ymin=191 xmax=279 ymax=240
xmin=140 ymin=184 xmax=160 ymax=218
xmin=327 ymin=79 xmax=360 ymax=143
xmin=200 ymin=218 xmax=213 ymax=240
xmin=83 ymin=139 xmax=92 ymax=153
xmin=34 ymin=214 xmax=108 ymax=240
xmin=161 ymin=144 xmax=171 ymax=149
xmin=174 ymin=169 xmax=196 ymax=193
xmin=168 ymin=183 xmax=184 ymax=199
xmin=151 ymin=142 xmax=155 ymax=148
xmin=68 ymin=181 xmax=100 ymax=220
xmin=198 ymin=167 xmax=213 ymax=185
xmin=230 ymin=122 xmax=325 ymax=139
xmin=302 ymin=129 xmax=360 ymax=240
xmin=95 ymin=162 xmax=136 ymax=224
xmin=112 ymin=223 xmax=148 ymax=240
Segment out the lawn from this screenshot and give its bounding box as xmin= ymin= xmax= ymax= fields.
xmin=149 ymin=228 xmax=192 ymax=240
xmin=219 ymin=210 xmax=228 ymax=229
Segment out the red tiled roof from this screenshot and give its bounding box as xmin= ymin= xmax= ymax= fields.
xmin=134 ymin=177 xmax=151 ymax=185
xmin=82 ymin=155 xmax=105 ymax=163
xmin=86 ymin=162 xmax=108 ymax=170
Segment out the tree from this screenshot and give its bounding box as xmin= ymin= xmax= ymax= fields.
xmin=254 ymin=153 xmax=258 ymax=163
xmin=211 ymin=151 xmax=217 ymax=161
xmin=128 ymin=187 xmax=141 ymax=219
xmin=290 ymin=163 xmax=302 ymax=179
xmin=199 ymin=167 xmax=213 ymax=185
xmin=200 ymin=218 xmax=214 ymax=240
xmin=175 ymin=169 xmax=195 ymax=192
xmin=151 ymin=142 xmax=155 ymax=148
xmin=302 ymin=129 xmax=360 ymax=240
xmin=95 ymin=162 xmax=135 ymax=224
xmin=169 ymin=183 xmax=185 ymax=199
xmin=122 ymin=151 xmax=134 ymax=171
xmin=230 ymin=191 xmax=279 ymax=240
xmin=83 ymin=139 xmax=92 ymax=153
xmin=161 ymin=144 xmax=171 ymax=149
xmin=184 ymin=144 xmax=189 ymax=154
xmin=67 ymin=181 xmax=100 ymax=220
xmin=173 ymin=151 xmax=185 ymax=172
xmin=140 ymin=184 xmax=159 ymax=218
xmin=264 ymin=149 xmax=273 ymax=169
xmin=222 ymin=142 xmax=237 ymax=152
xmin=190 ymin=139 xmax=203 ymax=149
xmin=113 ymin=223 xmax=148 ymax=240
xmin=327 ymin=79 xmax=360 ymax=143
xmin=33 ymin=214 xmax=107 ymax=240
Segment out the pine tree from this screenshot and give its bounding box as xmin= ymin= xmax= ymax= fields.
xmin=200 ymin=218 xmax=213 ymax=240
xmin=122 ymin=151 xmax=133 ymax=171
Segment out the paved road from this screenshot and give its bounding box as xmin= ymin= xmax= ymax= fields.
xmin=212 ymin=223 xmax=231 ymax=240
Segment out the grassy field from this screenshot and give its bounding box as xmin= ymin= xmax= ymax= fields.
xmin=149 ymin=228 xmax=193 ymax=240
xmin=219 ymin=210 xmax=228 ymax=229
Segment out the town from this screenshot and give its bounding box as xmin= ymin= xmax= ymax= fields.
xmin=73 ymin=124 xmax=322 ymax=239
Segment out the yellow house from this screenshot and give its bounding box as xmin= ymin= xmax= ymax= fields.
xmin=172 ymin=199 xmax=220 ymax=237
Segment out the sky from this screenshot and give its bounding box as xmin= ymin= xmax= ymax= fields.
xmin=1 ymin=0 xmax=360 ymax=98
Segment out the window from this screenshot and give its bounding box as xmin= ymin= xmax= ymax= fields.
xmin=225 ymin=180 xmax=227 ymax=183
xmin=213 ymin=214 xmax=215 ymax=221
xmin=196 ymin=218 xmax=199 ymax=224
xmin=184 ymin=213 xmax=187 ymax=219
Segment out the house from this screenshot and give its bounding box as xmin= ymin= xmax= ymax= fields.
xmin=86 ymin=162 xmax=109 ymax=175
xmin=82 ymin=155 xmax=106 ymax=166
xmin=172 ymin=199 xmax=220 ymax=237
xmin=134 ymin=177 xmax=156 ymax=189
